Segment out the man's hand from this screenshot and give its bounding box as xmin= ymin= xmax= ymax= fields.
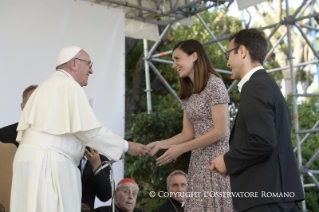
xmin=127 ymin=142 xmax=151 ymax=157
xmin=208 ymin=153 xmax=228 ymax=177
xmin=85 ymin=147 xmax=101 ymax=171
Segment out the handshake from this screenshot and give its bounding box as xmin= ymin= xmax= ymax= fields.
xmin=127 ymin=141 xmax=181 ymax=166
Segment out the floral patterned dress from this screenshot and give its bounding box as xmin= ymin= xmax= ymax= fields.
xmin=181 ymin=74 xmax=235 ymax=212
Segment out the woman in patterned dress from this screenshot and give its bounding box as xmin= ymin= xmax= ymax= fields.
xmin=147 ymin=40 xmax=235 ymax=211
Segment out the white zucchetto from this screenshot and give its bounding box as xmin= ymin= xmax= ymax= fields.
xmin=56 ymin=46 xmax=81 ymax=67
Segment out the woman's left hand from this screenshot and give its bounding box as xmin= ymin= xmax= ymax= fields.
xmin=156 ymin=145 xmax=183 ymax=166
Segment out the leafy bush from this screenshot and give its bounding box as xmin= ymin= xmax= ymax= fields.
xmin=124 ymin=109 xmax=190 ymax=211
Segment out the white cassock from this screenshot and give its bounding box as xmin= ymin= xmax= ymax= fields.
xmin=10 ymin=70 xmax=124 ymax=212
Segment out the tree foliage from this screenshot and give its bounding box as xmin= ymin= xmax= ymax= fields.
xmin=124 ymin=109 xmax=190 ymax=211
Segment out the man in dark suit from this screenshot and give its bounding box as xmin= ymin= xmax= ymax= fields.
xmin=80 ymin=147 xmax=112 ymax=212
xmin=0 ymin=85 xmax=37 ymax=147
xmin=155 ymin=170 xmax=186 ymax=212
xmin=209 ymin=28 xmax=304 ymax=212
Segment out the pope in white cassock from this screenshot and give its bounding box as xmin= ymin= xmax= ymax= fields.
xmin=10 ymin=46 xmax=150 ymax=212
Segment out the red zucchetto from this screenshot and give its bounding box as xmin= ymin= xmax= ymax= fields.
xmin=117 ymin=178 xmax=137 ymax=185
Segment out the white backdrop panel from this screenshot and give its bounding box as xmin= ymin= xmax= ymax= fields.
xmin=0 ymin=0 xmax=125 ymax=208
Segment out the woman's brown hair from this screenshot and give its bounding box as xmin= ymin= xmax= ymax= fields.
xmin=173 ymin=39 xmax=221 ymax=100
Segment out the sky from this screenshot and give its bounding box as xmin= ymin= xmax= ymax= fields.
xmin=225 ymin=0 xmax=319 ymax=94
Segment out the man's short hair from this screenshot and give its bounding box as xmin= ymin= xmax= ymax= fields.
xmin=166 ymin=170 xmax=187 ymax=185
xmin=22 ymin=85 xmax=38 ymax=103
xmin=230 ymin=28 xmax=267 ymax=64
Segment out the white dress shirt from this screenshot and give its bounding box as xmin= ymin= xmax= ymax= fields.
xmin=81 ymin=156 xmax=88 ymax=175
xmin=237 ymin=66 xmax=264 ymax=92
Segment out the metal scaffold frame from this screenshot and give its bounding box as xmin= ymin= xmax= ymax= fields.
xmin=89 ymin=0 xmax=230 ymax=25
xmin=141 ymin=0 xmax=319 ymax=211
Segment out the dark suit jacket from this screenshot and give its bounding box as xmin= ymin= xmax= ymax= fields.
xmin=0 ymin=122 xmax=19 ymax=147
xmin=80 ymin=154 xmax=112 ymax=212
xmin=155 ymin=198 xmax=184 ymax=212
xmin=94 ymin=205 xmax=142 ymax=212
xmin=224 ymin=70 xmax=304 ymax=212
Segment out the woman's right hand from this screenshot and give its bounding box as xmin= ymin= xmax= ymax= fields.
xmin=146 ymin=141 xmax=162 ymax=157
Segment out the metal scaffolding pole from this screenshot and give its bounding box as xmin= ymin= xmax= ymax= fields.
xmin=150 ymin=58 xmax=174 ymax=65
xmin=255 ymin=22 xmax=284 ymax=31
xmin=307 ymin=172 xmax=319 ymax=190
xmin=294 ymin=120 xmax=319 ymax=153
xmin=296 ymin=0 xmax=313 ymax=17
xmin=202 ymin=36 xmax=231 ymax=45
xmin=292 ymin=0 xmax=309 ymax=19
xmin=294 ymin=23 xmax=319 ymax=60
xmin=266 ymin=22 xmax=283 ymax=43
xmin=146 ymin=24 xmax=171 ymax=59
xmin=299 ymin=23 xmax=319 ymax=32
xmin=148 ymin=62 xmax=182 ymax=103
xmin=196 ymin=13 xmax=226 ymax=53
xmin=304 ymin=183 xmax=317 ymax=188
xmin=240 ymin=10 xmax=246 ymax=29
xmin=264 ymin=30 xmax=287 ymax=62
xmin=310 ymin=2 xmax=319 ymax=90
xmin=295 ymin=12 xmax=319 ymax=22
xmin=309 ymin=170 xmax=319 ymax=174
xmin=143 ymin=39 xmax=152 ymax=113
xmin=305 ymin=149 xmax=319 ymax=170
xmin=285 ymin=0 xmax=306 ymax=210
xmin=267 ymin=60 xmax=319 ymax=73
xmin=297 ymin=128 xmax=319 ymax=134
xmin=294 ymin=93 xmax=319 ymax=97
xmin=102 ymin=0 xmax=159 ymax=13
xmin=151 ymin=50 xmax=173 ymax=58
xmin=150 ymin=58 xmax=232 ymax=74
xmin=227 ymin=80 xmax=239 ymax=94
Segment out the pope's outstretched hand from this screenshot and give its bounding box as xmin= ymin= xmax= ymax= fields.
xmin=127 ymin=141 xmax=151 ymax=157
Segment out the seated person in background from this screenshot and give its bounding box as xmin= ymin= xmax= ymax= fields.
xmin=155 ymin=170 xmax=187 ymax=212
xmin=0 ymin=85 xmax=37 ymax=147
xmin=95 ymin=178 xmax=142 ymax=212
xmin=80 ymin=147 xmax=112 ymax=212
